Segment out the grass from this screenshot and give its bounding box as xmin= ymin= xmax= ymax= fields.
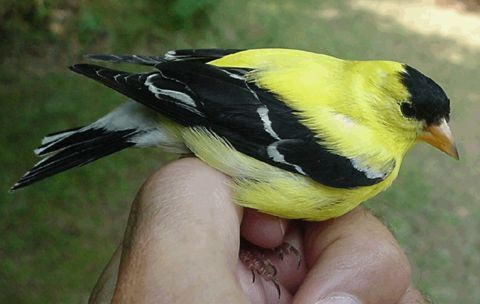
xmin=1 ymin=0 xmax=479 ymax=302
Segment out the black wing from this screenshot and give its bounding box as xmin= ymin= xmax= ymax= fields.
xmin=85 ymin=49 xmax=243 ymax=66
xmin=70 ymin=60 xmax=390 ymax=188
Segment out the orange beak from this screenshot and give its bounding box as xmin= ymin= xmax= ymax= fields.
xmin=419 ymin=118 xmax=459 ymax=160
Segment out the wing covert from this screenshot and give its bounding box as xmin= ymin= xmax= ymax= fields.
xmin=85 ymin=49 xmax=244 ymax=66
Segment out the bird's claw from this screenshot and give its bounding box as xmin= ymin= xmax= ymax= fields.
xmin=273 ymin=241 xmax=302 ymax=269
xmin=239 ymin=247 xmax=281 ymax=298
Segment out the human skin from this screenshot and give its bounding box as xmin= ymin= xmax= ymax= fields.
xmin=89 ymin=158 xmax=426 ymax=304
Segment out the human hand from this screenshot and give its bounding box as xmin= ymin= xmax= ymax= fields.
xmin=91 ymin=158 xmax=426 ymax=304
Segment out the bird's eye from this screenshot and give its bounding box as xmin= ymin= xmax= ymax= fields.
xmin=400 ymin=102 xmax=416 ymax=118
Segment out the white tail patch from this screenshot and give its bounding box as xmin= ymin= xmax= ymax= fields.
xmin=40 ymin=129 xmax=78 ymax=146
xmin=36 ymin=101 xmax=187 ymax=156
xmin=35 ymin=129 xmax=81 ymax=155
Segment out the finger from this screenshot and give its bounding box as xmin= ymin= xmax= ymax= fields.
xmin=241 ymin=208 xmax=289 ymax=248
xmin=294 ymin=207 xmax=411 ymax=304
xmin=88 ymin=243 xmax=122 ymax=303
xmin=112 ymin=158 xmax=248 ymax=303
xmin=397 ymin=285 xmax=427 ymax=304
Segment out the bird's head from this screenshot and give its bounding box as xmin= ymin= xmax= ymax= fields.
xmin=356 ymin=62 xmax=458 ymax=159
xmin=399 ymin=65 xmax=458 ymax=159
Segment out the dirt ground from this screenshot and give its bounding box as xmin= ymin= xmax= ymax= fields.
xmin=352 ymin=0 xmax=480 ymax=53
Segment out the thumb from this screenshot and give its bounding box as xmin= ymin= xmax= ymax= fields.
xmin=112 ymin=158 xmax=248 ymax=303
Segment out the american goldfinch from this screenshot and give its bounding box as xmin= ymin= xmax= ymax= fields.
xmin=11 ymin=48 xmax=458 ymax=220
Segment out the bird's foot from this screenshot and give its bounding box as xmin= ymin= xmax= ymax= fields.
xmin=273 ymin=241 xmax=302 ymax=269
xmin=239 ymin=245 xmax=281 ymax=297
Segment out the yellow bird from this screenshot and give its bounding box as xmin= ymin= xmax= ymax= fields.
xmin=11 ymin=49 xmax=458 ymax=220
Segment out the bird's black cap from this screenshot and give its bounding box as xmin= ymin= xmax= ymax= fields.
xmin=401 ymin=65 xmax=450 ymax=125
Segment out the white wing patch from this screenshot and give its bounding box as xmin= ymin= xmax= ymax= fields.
xmin=256 ymin=105 xmax=306 ymax=175
xmin=145 ymin=74 xmax=204 ymax=117
xmin=164 ymin=50 xmax=177 ymax=60
xmin=267 ymin=141 xmax=306 ymax=175
xmin=246 ymin=82 xmax=260 ymax=101
xmin=350 ymin=157 xmax=394 ymax=180
xmin=221 ymin=69 xmax=245 ymax=80
xmin=155 ymin=89 xmax=196 ymax=107
xmin=257 ymin=106 xmax=281 ymax=140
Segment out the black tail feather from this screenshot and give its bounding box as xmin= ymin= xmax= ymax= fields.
xmin=44 ymin=126 xmax=83 ymax=138
xmin=36 ymin=128 xmax=110 ymax=156
xmin=11 ymin=128 xmax=139 ymax=191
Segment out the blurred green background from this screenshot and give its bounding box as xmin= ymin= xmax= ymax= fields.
xmin=1 ymin=0 xmax=479 ymax=303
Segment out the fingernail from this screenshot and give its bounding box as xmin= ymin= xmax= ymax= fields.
xmin=315 ymin=292 xmax=362 ymax=304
